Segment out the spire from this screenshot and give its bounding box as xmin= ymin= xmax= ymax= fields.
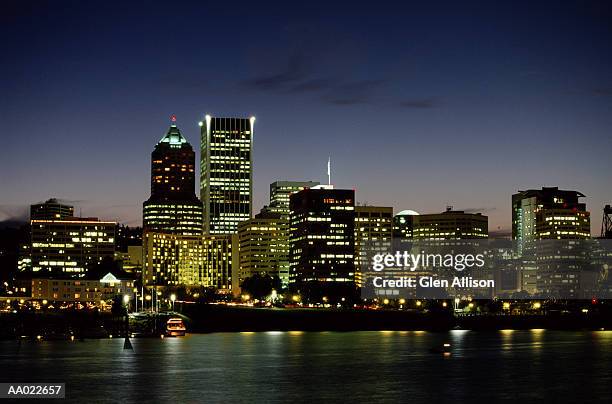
xmin=159 ymin=115 xmax=188 ymax=147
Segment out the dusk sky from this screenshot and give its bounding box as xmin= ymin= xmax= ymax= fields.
xmin=1 ymin=0 xmax=611 ymax=234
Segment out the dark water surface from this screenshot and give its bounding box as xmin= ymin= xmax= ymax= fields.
xmin=1 ymin=330 xmax=611 ymax=403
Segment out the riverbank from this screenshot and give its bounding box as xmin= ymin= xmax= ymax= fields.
xmin=1 ymin=304 xmax=611 ymax=340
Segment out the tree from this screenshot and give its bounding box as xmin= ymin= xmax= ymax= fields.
xmin=240 ymin=274 xmax=281 ymax=300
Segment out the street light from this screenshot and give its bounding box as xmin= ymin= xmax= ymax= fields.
xmin=170 ymin=294 xmax=176 ymax=311
xmin=123 ymin=294 xmax=130 ymax=312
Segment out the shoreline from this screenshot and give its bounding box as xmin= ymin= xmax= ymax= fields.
xmin=2 ymin=304 xmax=611 ymax=340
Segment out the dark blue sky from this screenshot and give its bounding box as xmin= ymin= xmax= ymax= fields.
xmin=1 ymin=0 xmax=611 ymax=233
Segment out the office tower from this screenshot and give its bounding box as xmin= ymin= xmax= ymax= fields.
xmin=30 ymin=217 xmax=116 ymax=277
xmin=266 ymin=181 xmax=320 ymax=219
xmin=354 ymin=206 xmax=393 ymax=286
xmin=602 ymin=205 xmax=612 ymax=239
xmin=143 ymin=120 xmax=203 ymax=236
xmin=203 ymin=234 xmax=238 ymax=293
xmin=30 ymin=198 xmax=74 ymax=220
xmin=512 ymin=187 xmax=590 ymax=243
xmin=199 ymin=115 xmax=254 ymax=234
xmin=143 ymin=233 xmax=236 ymax=291
xmin=237 ymin=211 xmax=289 ymax=289
xmin=412 ymin=207 xmax=488 ymax=239
xmin=512 ymin=187 xmax=591 ymax=296
xmin=143 ymin=233 xmax=207 ymax=287
xmin=393 ymin=209 xmax=420 ymax=239
xmin=289 ymin=186 xmax=355 ymax=299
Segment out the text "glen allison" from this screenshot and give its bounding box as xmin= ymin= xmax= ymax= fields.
xmin=372 ymin=276 xmax=495 ymax=288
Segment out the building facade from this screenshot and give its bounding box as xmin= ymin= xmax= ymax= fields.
xmin=392 ymin=209 xmax=420 ymax=240
xmin=142 ymin=120 xmax=204 ymax=288
xmin=30 ymin=217 xmax=116 ymax=277
xmin=265 ymin=181 xmax=320 ymax=219
xmin=354 ymin=205 xmax=393 ymax=286
xmin=143 ymin=121 xmax=203 ymax=236
xmin=199 ymin=115 xmax=254 ymax=234
xmin=30 ymin=198 xmax=74 ymax=220
xmin=289 ymin=186 xmax=356 ymax=297
xmin=512 ymin=187 xmax=591 ymax=296
xmin=512 ymin=187 xmax=590 ymax=243
xmin=31 ymin=272 xmax=135 ymax=304
xmin=412 ymin=208 xmax=488 ymax=239
xmin=237 ymin=211 xmax=289 ymax=289
xmin=143 ymin=233 xmax=207 ymax=287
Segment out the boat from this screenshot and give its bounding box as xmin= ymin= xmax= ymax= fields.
xmin=429 ymin=343 xmax=452 ymax=355
xmin=166 ymin=317 xmax=186 ymax=337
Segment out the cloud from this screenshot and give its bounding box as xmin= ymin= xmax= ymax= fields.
xmin=0 ymin=204 xmax=28 ymax=223
xmin=398 ymin=98 xmax=437 ymax=109
xmin=286 ymin=78 xmax=335 ymax=94
xmin=321 ymin=79 xmax=386 ymax=105
xmin=242 ymin=54 xmax=308 ymax=91
xmin=242 ymin=57 xmax=436 ymax=108
xmin=591 ymin=87 xmax=612 ymax=96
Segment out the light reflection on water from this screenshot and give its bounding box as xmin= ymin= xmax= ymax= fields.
xmin=1 ymin=331 xmax=611 ymax=403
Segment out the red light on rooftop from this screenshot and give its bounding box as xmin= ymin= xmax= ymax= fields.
xmin=171 ymin=114 xmax=177 ymax=122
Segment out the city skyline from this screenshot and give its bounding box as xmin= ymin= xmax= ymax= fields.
xmin=1 ymin=1 xmax=611 ymax=234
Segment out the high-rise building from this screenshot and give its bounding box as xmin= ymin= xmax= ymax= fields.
xmin=30 ymin=198 xmax=74 ymax=220
xmin=142 ymin=232 xmax=238 ymax=292
xmin=512 ymin=187 xmax=591 ymax=296
xmin=142 ymin=119 xmax=204 ymax=289
xmin=512 ymin=187 xmax=590 ymax=243
xmin=266 ymin=181 xmax=320 ymax=219
xmin=143 ymin=119 xmax=203 ymax=236
xmin=30 ymin=217 xmax=116 ymax=277
xmin=354 ymin=206 xmax=393 ymax=286
xmin=199 ymin=115 xmax=254 ymax=234
xmin=237 ymin=211 xmax=289 ymax=290
xmin=289 ymin=186 xmax=355 ymax=298
xmin=202 ymin=234 xmax=238 ymax=294
xmin=143 ymin=233 xmax=207 ymax=287
xmin=412 ymin=208 xmax=488 ymax=239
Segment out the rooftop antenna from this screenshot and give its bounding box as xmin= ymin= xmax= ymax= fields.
xmin=327 ymin=157 xmax=331 ymax=186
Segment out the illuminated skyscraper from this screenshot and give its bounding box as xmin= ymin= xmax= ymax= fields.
xmin=237 ymin=211 xmax=289 ymax=289
xmin=512 ymin=187 xmax=591 ymax=295
xmin=289 ymin=186 xmax=356 ymax=299
xmin=266 ymin=181 xmax=320 ymax=219
xmin=354 ymin=205 xmax=393 ymax=286
xmin=512 ymin=187 xmax=590 ymax=243
xmin=30 ymin=198 xmax=74 ymax=220
xmin=143 ymin=118 xmax=203 ymax=235
xmin=412 ymin=208 xmax=488 ymax=240
xmin=30 ymin=217 xmax=116 ymax=277
xmin=142 ymin=118 xmax=203 ymax=288
xmin=199 ymin=115 xmax=254 ymax=234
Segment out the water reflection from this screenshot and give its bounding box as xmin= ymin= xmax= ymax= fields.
xmin=1 ymin=331 xmax=611 ymax=403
